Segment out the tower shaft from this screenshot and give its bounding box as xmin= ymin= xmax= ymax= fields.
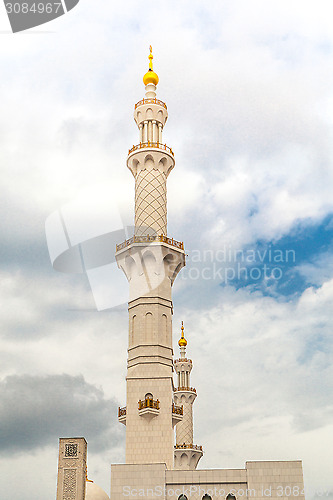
xmin=116 ymin=50 xmax=185 ymax=469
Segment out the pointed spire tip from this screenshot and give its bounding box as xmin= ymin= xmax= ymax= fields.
xmin=178 ymin=321 xmax=187 ymax=347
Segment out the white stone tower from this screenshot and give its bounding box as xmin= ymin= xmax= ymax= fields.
xmin=174 ymin=322 xmax=203 ymax=469
xmin=115 ymin=47 xmax=186 ymax=470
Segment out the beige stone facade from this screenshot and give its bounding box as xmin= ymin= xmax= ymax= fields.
xmin=56 ymin=438 xmax=87 ymax=500
xmin=110 ymin=461 xmax=305 ymax=500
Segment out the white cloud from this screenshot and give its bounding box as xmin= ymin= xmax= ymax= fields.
xmin=295 ymin=252 xmax=333 ymax=286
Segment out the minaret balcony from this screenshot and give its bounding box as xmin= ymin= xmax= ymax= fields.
xmin=116 ymin=234 xmax=184 ymax=252
xmin=172 ymin=403 xmax=183 ymax=415
xmin=174 ymin=387 xmax=197 ymax=405
xmin=174 ymin=444 xmax=204 ymax=470
xmin=175 ymin=443 xmax=203 ymax=451
xmin=128 ymin=141 xmax=174 ymax=157
xmin=133 ymin=98 xmax=168 ymax=128
xmin=118 ymin=406 xmax=126 ymax=425
xmin=135 ymin=98 xmax=167 ymax=110
xmin=172 ymin=403 xmax=183 ymax=427
xmin=139 ymin=398 xmax=160 ymax=410
xmin=138 ymin=398 xmax=160 ymax=421
xmin=174 ymin=386 xmax=196 ymax=393
xmin=115 ymin=232 xmax=186 ymax=298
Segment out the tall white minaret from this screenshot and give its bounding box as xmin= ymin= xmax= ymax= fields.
xmin=174 ymin=322 xmax=203 ymax=469
xmin=115 ymin=47 xmax=186 ymax=470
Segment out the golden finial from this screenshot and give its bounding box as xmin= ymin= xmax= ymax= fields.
xmin=143 ymin=45 xmax=159 ymax=86
xmin=178 ymin=321 xmax=187 ymax=347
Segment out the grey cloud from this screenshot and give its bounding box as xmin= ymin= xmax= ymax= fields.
xmin=0 ymin=271 xmax=91 ymax=342
xmin=0 ymin=374 xmax=121 ymax=454
xmin=292 ymin=407 xmax=333 ymax=434
xmin=0 ymin=238 xmax=51 ymax=274
xmin=0 ymin=192 xmax=52 ymax=274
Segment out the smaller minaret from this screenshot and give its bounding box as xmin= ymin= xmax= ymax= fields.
xmin=174 ymin=322 xmax=203 ymax=470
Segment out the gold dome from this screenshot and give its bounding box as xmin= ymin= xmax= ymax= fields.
xmin=178 ymin=321 xmax=187 ymax=347
xmin=143 ymin=45 xmax=159 ymax=86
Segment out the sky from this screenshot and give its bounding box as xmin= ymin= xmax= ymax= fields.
xmin=0 ymin=1 xmax=333 ymax=499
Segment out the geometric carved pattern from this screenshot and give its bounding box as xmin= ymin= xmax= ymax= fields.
xmin=176 ymin=401 xmax=193 ymax=444
xmin=65 ymin=444 xmax=78 ymax=457
xmin=63 ymin=469 xmax=76 ymax=500
xmin=135 ymin=168 xmax=167 ymax=236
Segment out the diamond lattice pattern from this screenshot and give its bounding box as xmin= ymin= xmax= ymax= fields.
xmin=135 ymin=169 xmax=167 ymax=236
xmin=176 ymin=404 xmax=193 ymax=444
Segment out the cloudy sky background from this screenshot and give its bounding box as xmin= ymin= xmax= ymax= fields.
xmin=0 ymin=1 xmax=333 ymax=499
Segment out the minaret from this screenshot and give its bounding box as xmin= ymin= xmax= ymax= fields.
xmin=174 ymin=322 xmax=203 ymax=469
xmin=115 ymin=47 xmax=186 ymax=470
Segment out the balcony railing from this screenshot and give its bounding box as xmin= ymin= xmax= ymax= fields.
xmin=172 ymin=403 xmax=183 ymax=415
xmin=128 ymin=142 xmax=174 ymax=156
xmin=116 ymin=234 xmax=184 ymax=252
xmin=175 ymin=386 xmax=196 ymax=393
xmin=138 ymin=398 xmax=160 ymax=410
xmin=135 ymin=98 xmax=167 ymax=110
xmin=175 ymin=444 xmax=203 ymax=451
xmin=174 ymin=358 xmax=192 ymax=364
xmin=118 ymin=406 xmax=126 ymax=417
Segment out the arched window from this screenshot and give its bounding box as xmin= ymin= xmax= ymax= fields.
xmin=161 ymin=314 xmax=167 ymax=343
xmin=226 ymin=494 xmax=236 ymax=500
xmin=145 ymin=393 xmax=153 ymax=400
xmin=178 ymin=496 xmax=188 ymax=500
xmin=202 ymin=495 xmax=212 ymax=500
xmin=130 ymin=315 xmax=136 ymax=345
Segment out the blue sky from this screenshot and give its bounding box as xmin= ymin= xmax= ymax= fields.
xmin=221 ymin=213 xmax=333 ymax=296
xmin=0 ymin=1 xmax=333 ymax=500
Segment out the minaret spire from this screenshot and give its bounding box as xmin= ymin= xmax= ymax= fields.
xmin=120 ymin=45 xmax=174 ymax=237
